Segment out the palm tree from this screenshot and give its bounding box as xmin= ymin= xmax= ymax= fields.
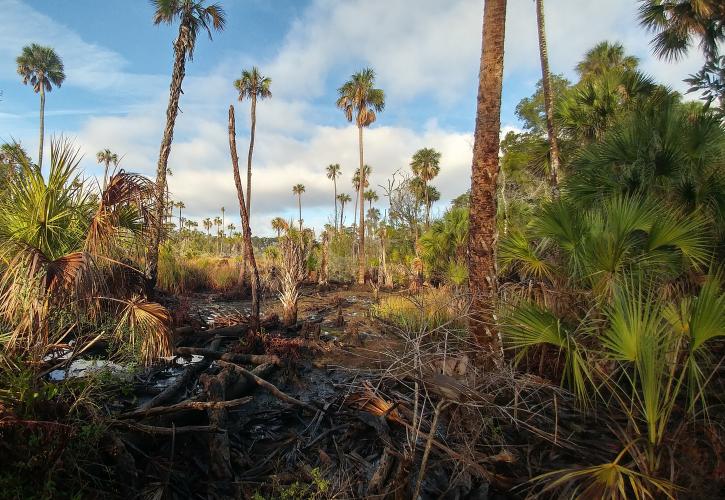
xmin=203 ymin=217 xmax=212 ymax=236
xmin=96 ymin=149 xmax=119 ymax=190
xmin=228 ymin=105 xmax=261 ymax=330
xmin=326 ymin=163 xmax=342 ymax=231
xmin=234 ymin=68 xmax=271 ymax=219
xmin=352 ymin=165 xmax=371 ymax=228
xmin=214 ymin=216 xmax=222 ymax=253
xmin=534 ymin=0 xmax=561 ymax=196
xmin=410 ymin=148 xmax=441 ymax=228
xmin=220 ymin=206 xmax=226 ymax=254
xmin=147 ymin=0 xmax=226 ymax=292
xmin=271 ymin=216 xmax=288 ymax=237
xmin=337 ymin=193 xmax=351 ymax=228
xmin=469 ymin=0 xmax=507 ymax=364
xmin=16 ymin=44 xmax=65 ymax=172
xmin=364 ymin=189 xmax=379 ymax=210
xmin=292 ymin=184 xmax=305 ymax=232
xmin=575 ymin=41 xmax=639 ymax=79
xmin=176 ymin=201 xmax=185 ymax=230
xmin=337 ymin=68 xmax=385 ymax=284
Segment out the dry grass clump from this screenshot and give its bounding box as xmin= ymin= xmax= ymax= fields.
xmin=158 ymin=250 xmax=241 ymax=294
xmin=372 ymin=287 xmax=467 ymax=332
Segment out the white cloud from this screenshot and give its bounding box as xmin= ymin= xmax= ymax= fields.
xmin=3 ymin=0 xmax=712 ymax=237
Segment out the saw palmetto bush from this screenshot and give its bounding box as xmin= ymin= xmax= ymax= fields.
xmin=0 ymin=138 xmax=171 ymax=365
xmin=499 ymin=97 xmax=725 ymax=496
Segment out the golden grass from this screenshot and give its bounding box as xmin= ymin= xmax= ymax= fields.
xmin=158 ymin=250 xmax=242 ymax=294
xmin=372 ymin=287 xmax=466 ymax=332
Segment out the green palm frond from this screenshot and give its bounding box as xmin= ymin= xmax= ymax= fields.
xmin=502 ymin=301 xmax=592 ymax=403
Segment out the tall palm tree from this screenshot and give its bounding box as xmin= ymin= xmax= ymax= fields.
xmin=203 ymin=217 xmax=212 ymax=236
xmin=469 ymin=0 xmax=507 ymax=364
xmin=228 ymin=105 xmax=261 ymax=330
xmin=337 ymin=69 xmax=385 ymax=284
xmin=410 ymin=148 xmax=441 ymax=228
xmin=352 ymin=165 xmax=371 ymax=228
xmin=214 ymin=216 xmax=222 ymax=253
xmin=220 ymin=206 xmax=226 ymax=254
xmin=292 ymin=184 xmax=305 ymax=232
xmin=16 ymin=44 xmax=65 ymax=172
xmin=575 ymin=41 xmax=639 ymax=79
xmin=233 ymin=67 xmax=272 ymax=220
xmin=534 ymin=0 xmax=561 ymax=196
xmin=337 ymin=193 xmax=351 ymax=228
xmin=96 ymin=149 xmax=119 ymax=190
xmin=326 ymin=163 xmax=342 ymax=231
xmin=176 ymin=201 xmax=185 ymax=230
xmin=147 ymin=0 xmax=226 ymax=292
xmin=271 ymin=216 xmax=288 ymax=238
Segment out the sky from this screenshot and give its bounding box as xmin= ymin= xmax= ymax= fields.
xmin=0 ymin=0 xmax=706 ymax=236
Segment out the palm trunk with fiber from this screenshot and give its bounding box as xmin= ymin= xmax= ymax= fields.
xmin=38 ymin=85 xmax=45 ymax=171
xmin=424 ymin=179 xmax=430 ymax=228
xmin=536 ymin=0 xmax=560 ymax=197
xmin=357 ymin=125 xmax=366 ymax=284
xmin=228 ymin=105 xmax=260 ymax=332
xmin=147 ymin=24 xmax=189 ymax=294
xmin=468 ymin=0 xmax=506 ymax=364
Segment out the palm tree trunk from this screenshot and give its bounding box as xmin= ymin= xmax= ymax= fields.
xmin=241 ymin=95 xmax=257 ymax=284
xmin=146 ymin=26 xmax=189 ymax=294
xmin=228 ymin=105 xmax=260 ymax=331
xmin=536 ymin=0 xmax=560 ymax=197
xmin=357 ymin=125 xmax=366 ymax=284
xmin=333 ymin=177 xmax=338 ymax=232
xmin=103 ymin=160 xmax=110 ymax=190
xmin=468 ymin=0 xmax=506 ymax=365
xmin=340 ymin=202 xmax=345 ymax=228
xmin=424 ymin=179 xmax=430 ymax=228
xmin=298 ymin=195 xmax=302 ymax=232
xmin=38 ymin=85 xmax=45 ymax=172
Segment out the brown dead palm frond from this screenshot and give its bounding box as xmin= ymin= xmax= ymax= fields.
xmin=114 ymin=296 xmax=172 ymax=365
xmin=86 ymin=171 xmax=155 ymax=257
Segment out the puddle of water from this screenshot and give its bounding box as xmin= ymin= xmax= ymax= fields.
xmin=48 ymin=359 xmax=128 ymax=381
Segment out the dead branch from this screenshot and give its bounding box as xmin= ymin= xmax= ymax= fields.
xmin=217 ymin=360 xmax=317 ymax=412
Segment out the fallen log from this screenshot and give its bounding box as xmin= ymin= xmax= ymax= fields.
xmin=119 ymin=396 xmax=253 ymax=420
xmin=114 ymin=421 xmax=223 ymax=435
xmin=175 ymin=347 xmax=280 ymax=366
xmin=217 ymin=360 xmax=317 ymax=412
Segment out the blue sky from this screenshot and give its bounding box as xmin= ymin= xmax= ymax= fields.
xmin=0 ymin=0 xmax=705 ymax=235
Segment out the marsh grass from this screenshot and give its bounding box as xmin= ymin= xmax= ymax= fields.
xmin=158 ymin=248 xmax=242 ymax=293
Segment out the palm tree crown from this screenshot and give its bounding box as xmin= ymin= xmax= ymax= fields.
xmin=638 ymin=0 xmax=724 ymax=62
xmin=16 ymin=44 xmax=65 ymax=93
xmin=410 ymin=148 xmax=441 ymax=183
xmin=151 ymin=0 xmax=226 ymax=60
xmin=336 ymin=68 xmax=386 ymax=127
xmin=326 ymin=163 xmax=341 ymax=180
xmin=575 ymin=41 xmax=639 ymax=78
xmin=234 ymin=66 xmax=272 ymax=101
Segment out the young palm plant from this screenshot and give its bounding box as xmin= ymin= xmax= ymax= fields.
xmin=0 ymin=139 xmax=171 ymax=365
